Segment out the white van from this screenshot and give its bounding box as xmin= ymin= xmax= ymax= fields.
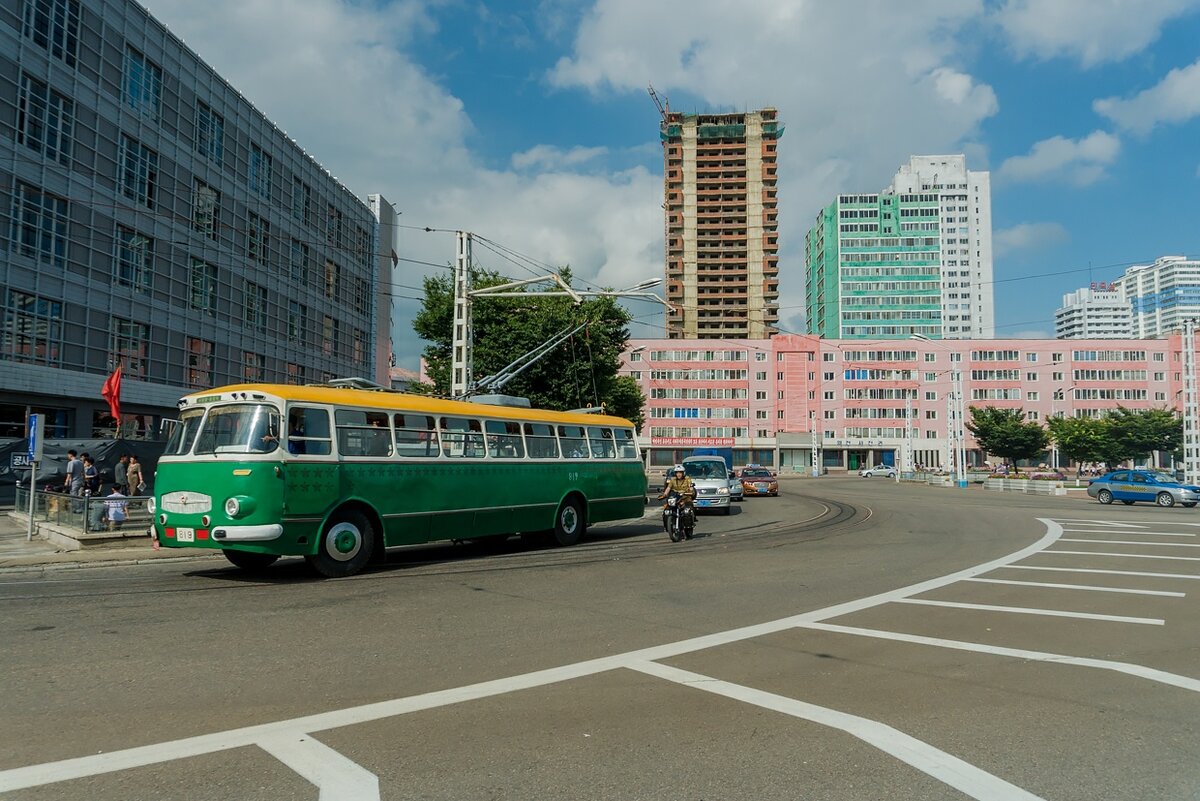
xmin=682 ymin=455 xmax=734 ymax=515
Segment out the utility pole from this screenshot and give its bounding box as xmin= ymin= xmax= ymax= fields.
xmin=451 ymin=231 xmax=473 ymax=398
xmin=448 ymin=230 xmax=673 ymax=399
xmin=1183 ymin=319 xmax=1200 ymax=485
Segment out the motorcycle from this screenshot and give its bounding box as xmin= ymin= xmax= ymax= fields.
xmin=662 ymin=490 xmax=695 ymax=542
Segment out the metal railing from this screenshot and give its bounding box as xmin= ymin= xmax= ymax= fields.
xmin=14 ymin=486 xmax=153 ymax=533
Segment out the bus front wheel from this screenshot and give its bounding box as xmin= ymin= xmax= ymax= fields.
xmin=222 ymin=549 xmax=279 ymax=572
xmin=552 ymin=497 xmax=586 ymax=547
xmin=307 ymin=510 xmax=376 ymax=578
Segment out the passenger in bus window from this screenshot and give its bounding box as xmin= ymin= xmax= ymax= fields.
xmin=287 ymin=411 xmax=306 ymax=454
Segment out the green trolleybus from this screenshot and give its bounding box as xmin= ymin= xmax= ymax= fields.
xmin=149 ymin=383 xmax=646 ymax=577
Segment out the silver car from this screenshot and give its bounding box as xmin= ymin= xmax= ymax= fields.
xmin=859 ymin=464 xmax=896 ymax=478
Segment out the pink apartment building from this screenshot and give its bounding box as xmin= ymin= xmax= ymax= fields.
xmin=623 ymin=334 xmax=1188 ymax=473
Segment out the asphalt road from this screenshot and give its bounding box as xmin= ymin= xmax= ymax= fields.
xmin=2 ymin=479 xmax=1199 ymax=800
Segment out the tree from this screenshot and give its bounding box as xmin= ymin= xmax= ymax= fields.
xmin=1046 ymin=416 xmax=1123 ymax=470
xmin=965 ymin=406 xmax=1049 ymax=472
xmin=411 ymin=267 xmax=640 ymax=417
xmin=1104 ymin=407 xmax=1182 ymax=464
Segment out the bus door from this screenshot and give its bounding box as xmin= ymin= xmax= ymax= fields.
xmin=283 ymin=406 xmax=334 ymax=521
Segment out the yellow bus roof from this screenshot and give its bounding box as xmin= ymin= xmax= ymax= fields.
xmin=184 ymin=384 xmax=637 ymax=428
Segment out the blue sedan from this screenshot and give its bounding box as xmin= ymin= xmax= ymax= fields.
xmin=1086 ymin=469 xmax=1200 ymax=508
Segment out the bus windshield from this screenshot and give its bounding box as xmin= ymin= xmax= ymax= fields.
xmin=193 ymin=403 xmax=282 ymax=455
xmin=163 ymin=409 xmax=205 ymax=455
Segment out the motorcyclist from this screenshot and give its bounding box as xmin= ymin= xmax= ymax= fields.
xmin=658 ymin=464 xmax=696 ymax=521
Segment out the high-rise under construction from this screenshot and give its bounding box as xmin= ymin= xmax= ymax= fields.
xmin=660 ymin=108 xmax=782 ymax=339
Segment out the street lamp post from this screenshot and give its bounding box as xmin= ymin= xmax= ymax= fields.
xmin=911 ymin=334 xmax=968 ymax=488
xmin=1183 ymin=319 xmax=1200 ymax=486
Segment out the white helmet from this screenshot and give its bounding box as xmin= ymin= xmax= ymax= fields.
xmin=673 ymin=464 xmax=685 ymax=473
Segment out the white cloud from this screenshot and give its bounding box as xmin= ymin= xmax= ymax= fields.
xmin=997 ymin=131 xmax=1120 ymax=186
xmin=1094 ymin=59 xmax=1200 ymax=135
xmin=993 ymin=222 xmax=1070 ymax=258
xmin=511 ymin=145 xmax=608 ymax=171
xmin=992 ymin=0 xmax=1200 ymax=67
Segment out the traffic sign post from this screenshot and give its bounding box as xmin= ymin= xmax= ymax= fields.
xmin=25 ymin=414 xmax=41 ymax=542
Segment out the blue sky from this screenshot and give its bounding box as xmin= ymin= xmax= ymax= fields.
xmin=141 ymin=0 xmax=1200 ymax=364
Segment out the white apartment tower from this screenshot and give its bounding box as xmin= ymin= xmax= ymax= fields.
xmin=1055 ymin=284 xmax=1132 ymax=339
xmin=1116 ymin=256 xmax=1200 ymax=338
xmin=887 ymin=155 xmax=994 ymax=338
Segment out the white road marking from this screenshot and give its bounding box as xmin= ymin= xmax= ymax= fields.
xmin=1053 ymin=519 xmax=1143 ymax=528
xmin=964 ymin=577 xmax=1184 ymax=597
xmin=1061 ymin=538 xmax=1200 ymax=548
xmin=894 ymin=598 xmax=1163 ymax=625
xmin=1048 ymin=549 xmax=1200 ymax=563
xmin=1060 ymin=529 xmax=1195 ymax=538
xmin=1001 ymin=564 xmax=1200 ymax=580
xmin=796 ymin=623 xmax=1200 ymax=694
xmin=258 ymin=734 xmax=380 ymax=801
xmin=628 ymin=660 xmax=1046 ymax=801
xmin=0 ymin=517 xmax=1066 ymax=795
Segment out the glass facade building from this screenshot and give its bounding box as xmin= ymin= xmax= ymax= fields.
xmin=0 ymin=0 xmax=396 ymax=438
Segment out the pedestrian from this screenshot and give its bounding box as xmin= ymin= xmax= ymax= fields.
xmin=82 ymin=454 xmax=99 ymax=496
xmin=103 ymin=484 xmax=128 ymax=531
xmin=114 ymin=454 xmax=129 ymax=494
xmin=126 ymin=454 xmax=145 ymax=496
xmin=63 ymin=449 xmax=84 ymax=512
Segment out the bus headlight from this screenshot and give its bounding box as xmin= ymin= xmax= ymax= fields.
xmin=224 ymin=496 xmax=255 ymax=518
xmin=146 ymin=497 xmax=156 ymax=515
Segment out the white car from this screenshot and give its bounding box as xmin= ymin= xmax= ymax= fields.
xmin=859 ymin=464 xmax=896 ymax=478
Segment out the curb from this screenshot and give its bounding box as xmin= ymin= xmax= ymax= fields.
xmin=0 ymin=551 xmax=222 ymax=574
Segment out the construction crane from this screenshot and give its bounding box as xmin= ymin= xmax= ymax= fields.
xmin=647 ymin=83 xmax=669 ymax=120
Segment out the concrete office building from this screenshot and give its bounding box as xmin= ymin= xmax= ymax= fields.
xmin=1116 ymin=256 xmax=1200 ymax=338
xmin=623 ymin=334 xmax=1184 ymax=472
xmin=0 ymin=0 xmax=396 ymax=439
xmin=806 ymin=154 xmax=994 ymax=340
xmin=660 ymin=107 xmax=782 ymax=339
xmin=1055 ymin=283 xmax=1132 ymax=339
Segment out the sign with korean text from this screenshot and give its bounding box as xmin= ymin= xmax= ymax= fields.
xmin=651 ymin=437 xmax=736 ymax=447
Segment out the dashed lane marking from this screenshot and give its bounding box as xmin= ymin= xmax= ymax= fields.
xmin=1060 ymin=538 xmax=1200 ymax=548
xmin=1000 ymin=564 xmax=1200 ymax=581
xmin=894 ymin=597 xmax=1163 ymax=625
xmin=796 ymin=622 xmax=1200 ymax=694
xmin=1047 ymin=549 xmax=1200 ymax=563
xmin=964 ymin=576 xmax=1185 ymax=597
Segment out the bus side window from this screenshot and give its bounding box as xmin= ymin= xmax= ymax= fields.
xmin=524 ymin=423 xmax=559 ymax=459
xmin=440 ymin=417 xmax=485 ymax=458
xmin=288 ymin=407 xmax=331 ymax=455
xmin=394 ymin=413 xmax=439 ymax=457
xmin=486 ymin=420 xmax=525 ymax=458
xmin=335 ymin=409 xmax=393 ymax=457
xmin=558 ymin=425 xmax=589 ymax=458
xmin=616 ymin=428 xmax=638 ymax=459
xmin=587 ymin=426 xmax=615 ymax=458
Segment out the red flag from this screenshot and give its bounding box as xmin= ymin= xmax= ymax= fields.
xmin=102 ymin=366 xmax=122 ymax=422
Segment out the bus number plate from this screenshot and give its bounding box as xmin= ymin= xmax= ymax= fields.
xmin=176 ymin=527 xmax=195 ymax=542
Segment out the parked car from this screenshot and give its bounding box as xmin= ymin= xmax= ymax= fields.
xmin=1086 ymin=469 xmax=1200 ymax=508
xmin=859 ymin=464 xmax=896 ymax=478
xmin=739 ymin=467 xmax=779 ymax=497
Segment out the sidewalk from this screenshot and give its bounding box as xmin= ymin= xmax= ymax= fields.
xmin=0 ymin=508 xmax=219 ymax=573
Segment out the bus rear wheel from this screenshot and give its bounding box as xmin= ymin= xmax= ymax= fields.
xmin=552 ymin=497 xmax=586 ymax=547
xmin=222 ymin=549 xmax=279 ymax=572
xmin=307 ymin=510 xmax=376 ymax=578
